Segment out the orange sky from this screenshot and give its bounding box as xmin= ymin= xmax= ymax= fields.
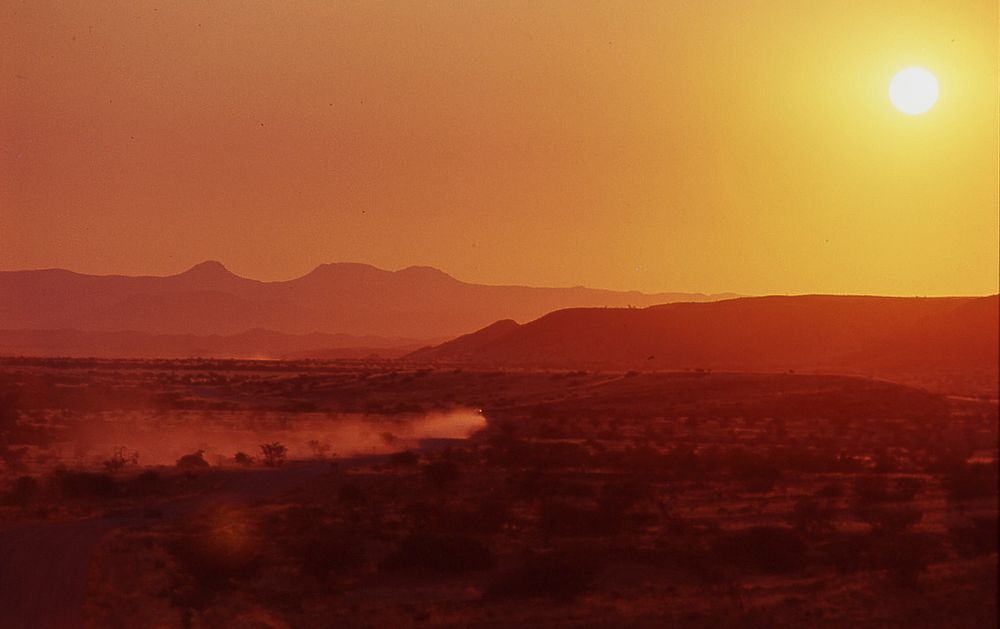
xmin=2 ymin=1 xmax=997 ymax=295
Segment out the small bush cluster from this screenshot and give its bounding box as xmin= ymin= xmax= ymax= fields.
xmin=380 ymin=533 xmax=495 ymax=575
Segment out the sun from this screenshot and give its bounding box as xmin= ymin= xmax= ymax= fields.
xmin=889 ymin=67 xmax=939 ymax=115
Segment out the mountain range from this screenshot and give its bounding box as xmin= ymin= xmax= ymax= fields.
xmin=0 ymin=261 xmax=733 ymax=355
xmin=4 ymin=263 xmax=994 ymax=395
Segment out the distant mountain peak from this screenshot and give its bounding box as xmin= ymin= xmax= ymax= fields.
xmin=311 ymin=262 xmax=377 ymax=271
xmin=182 ymin=260 xmax=232 ymax=276
xmin=300 ymin=263 xmax=458 ymax=284
xmin=302 ymin=262 xmax=384 ymax=279
xmin=396 ymin=265 xmax=457 ymax=282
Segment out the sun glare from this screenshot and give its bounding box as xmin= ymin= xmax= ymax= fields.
xmin=889 ymin=67 xmax=939 ymax=115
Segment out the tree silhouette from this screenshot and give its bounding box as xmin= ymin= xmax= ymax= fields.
xmin=260 ymin=442 xmax=288 ymax=466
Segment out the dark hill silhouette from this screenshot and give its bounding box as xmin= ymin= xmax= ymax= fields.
xmin=409 ymin=295 xmax=999 ymax=393
xmin=0 ymin=262 xmax=734 ymax=339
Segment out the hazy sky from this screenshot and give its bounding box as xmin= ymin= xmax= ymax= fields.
xmin=2 ymin=0 xmax=997 ymax=295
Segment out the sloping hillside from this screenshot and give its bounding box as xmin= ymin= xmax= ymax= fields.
xmin=409 ymin=295 xmax=999 ymax=393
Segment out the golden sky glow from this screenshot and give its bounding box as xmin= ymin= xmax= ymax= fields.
xmin=2 ymin=0 xmax=997 ymax=295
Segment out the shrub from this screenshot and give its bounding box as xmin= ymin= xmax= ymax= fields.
xmin=852 ymin=475 xmax=891 ymax=504
xmin=653 ymin=532 xmax=722 ymax=583
xmin=307 ymin=439 xmax=331 ymax=458
xmin=422 ymin=460 xmax=460 ymax=486
xmin=856 ymin=505 xmax=922 ymax=535
xmin=233 ymin=452 xmax=254 ymax=466
xmin=873 ymin=448 xmax=899 ymax=473
xmin=260 ymin=442 xmax=287 ymax=467
xmin=949 ymin=517 xmax=998 ymax=558
xmin=389 ymin=450 xmax=419 ymax=467
xmin=712 ymin=526 xmax=806 ymax=574
xmin=486 ymin=550 xmax=598 ymax=601
xmin=55 ymin=470 xmax=117 ymax=499
xmin=337 ymin=483 xmax=365 ymax=504
xmin=0 ymin=391 xmax=19 ymax=441
xmin=0 ymin=445 xmax=29 ymax=474
xmin=786 ymin=497 xmax=835 ymax=534
xmin=726 ymin=449 xmax=780 ymax=492
xmin=9 ymin=475 xmax=39 ymax=507
xmin=299 ymin=537 xmax=365 ymax=579
xmin=132 ymin=470 xmax=161 ymax=496
xmin=942 ymin=463 xmax=997 ymax=503
xmin=870 ymin=532 xmax=944 ymax=586
xmin=538 ymin=499 xmax=618 ymax=537
xmin=661 ymin=444 xmax=704 ymax=481
xmin=893 ymin=477 xmax=924 ymax=501
xmin=136 ymin=470 xmax=159 ymax=484
xmin=814 ymin=482 xmax=845 ymax=498
xmin=176 ymin=450 xmax=209 ymax=469
xmin=380 ymin=533 xmax=494 ymax=575
xmin=103 ymin=447 xmax=139 ymax=473
xmin=265 ymin=506 xmax=365 ymax=579
xmin=450 ymin=498 xmax=510 ymax=535
xmin=598 ymin=479 xmax=650 ymax=516
xmin=820 ymin=531 xmax=872 ymax=574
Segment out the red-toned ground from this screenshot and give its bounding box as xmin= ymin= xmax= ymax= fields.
xmin=0 ymin=359 xmax=996 ymax=628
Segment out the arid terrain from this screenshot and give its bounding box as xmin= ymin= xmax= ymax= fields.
xmin=5 ymin=0 xmax=996 ymax=626
xmin=1 ymin=358 xmax=995 ymax=628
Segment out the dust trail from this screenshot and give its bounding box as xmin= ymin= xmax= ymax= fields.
xmin=49 ymin=408 xmax=486 ymax=468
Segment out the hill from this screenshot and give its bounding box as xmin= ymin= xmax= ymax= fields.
xmin=409 ymin=295 xmax=999 ymax=395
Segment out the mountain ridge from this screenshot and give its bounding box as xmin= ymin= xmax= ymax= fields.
xmin=408 ymin=294 xmax=999 ymax=395
xmin=0 ymin=261 xmax=736 ymax=340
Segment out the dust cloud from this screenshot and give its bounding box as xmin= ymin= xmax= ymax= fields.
xmin=52 ymin=408 xmax=486 ymax=468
